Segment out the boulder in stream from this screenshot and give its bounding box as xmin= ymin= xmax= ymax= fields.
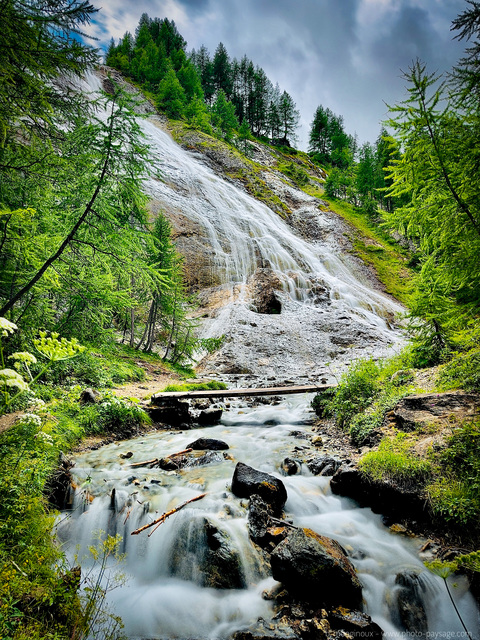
xmin=197 ymin=407 xmax=223 ymax=425
xmin=270 ymin=527 xmax=363 ymax=608
xmin=168 ymin=516 xmax=246 ymax=589
xmin=307 ymin=455 xmax=342 ymax=476
xmin=187 ymin=437 xmax=229 ymax=450
xmin=147 ymin=398 xmax=192 ymax=427
xmin=392 ymin=569 xmax=428 ymax=635
xmin=231 ymin=462 xmax=287 ymax=515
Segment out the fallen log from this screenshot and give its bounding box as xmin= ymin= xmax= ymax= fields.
xmin=130 ymin=493 xmax=207 ymax=536
xmin=129 ymin=457 xmax=159 ymax=468
xmin=129 ymin=448 xmax=193 ymax=469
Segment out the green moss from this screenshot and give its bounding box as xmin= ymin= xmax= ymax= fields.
xmin=160 ymin=380 xmax=227 ymax=392
xmin=359 ymin=433 xmax=432 ymax=487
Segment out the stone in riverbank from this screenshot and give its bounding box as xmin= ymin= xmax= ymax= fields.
xmin=330 ymin=465 xmax=427 ymax=524
xmin=270 ymin=527 xmax=363 ymax=609
xmin=231 ymin=462 xmax=287 ymax=515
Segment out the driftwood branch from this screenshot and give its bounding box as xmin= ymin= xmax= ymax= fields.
xmin=129 ymin=448 xmax=193 ymax=469
xmin=130 ymin=493 xmax=207 ymax=536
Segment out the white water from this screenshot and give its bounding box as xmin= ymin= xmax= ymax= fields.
xmin=61 ymin=71 xmax=479 ymax=638
xmin=81 ymin=69 xmax=405 ymax=382
xmin=60 ymin=397 xmax=480 ymax=639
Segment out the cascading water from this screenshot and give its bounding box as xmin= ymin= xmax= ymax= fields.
xmin=82 ymin=68 xmax=405 ymax=382
xmin=60 ymin=70 xmax=480 ymax=638
xmin=59 ymin=398 xmax=480 ymax=638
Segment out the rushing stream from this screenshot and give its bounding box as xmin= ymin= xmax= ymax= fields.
xmin=60 ymin=397 xmax=480 ymax=638
xmin=61 ymin=71 xmax=480 ymax=638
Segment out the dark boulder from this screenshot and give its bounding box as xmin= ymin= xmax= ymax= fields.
xmin=79 ymin=387 xmax=100 ymax=404
xmin=307 ymin=455 xmax=342 ymax=476
xmin=168 ymin=516 xmax=246 ymax=589
xmin=330 ymin=465 xmax=427 ymax=524
xmin=231 ymin=462 xmax=287 ymax=515
xmin=247 ymin=494 xmax=288 ymax=550
xmin=197 ymin=407 xmax=223 ymax=425
xmin=392 ymin=570 xmax=428 ymax=635
xmin=147 ymin=398 xmax=192 ymax=427
xmin=187 ymin=437 xmax=229 ymax=451
xmin=281 ymin=457 xmax=301 ymax=476
xmin=270 ymin=527 xmax=363 ymax=608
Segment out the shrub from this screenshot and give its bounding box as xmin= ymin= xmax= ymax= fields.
xmin=359 ymin=433 xmax=431 ymax=488
xmin=349 ymin=412 xmax=382 ymax=446
xmin=437 ymin=347 xmax=480 ymax=392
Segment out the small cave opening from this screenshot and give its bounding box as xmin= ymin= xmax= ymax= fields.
xmin=251 ymin=291 xmax=282 ymax=315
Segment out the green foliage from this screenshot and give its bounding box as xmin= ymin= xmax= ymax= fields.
xmin=384 ymin=58 xmax=480 ymax=339
xmin=0 ymin=410 xmax=84 ymax=639
xmin=322 ymin=358 xmax=383 ymax=428
xmin=160 ymin=380 xmax=228 ymax=392
xmin=425 ymin=422 xmax=480 ymax=528
xmin=359 ymin=433 xmax=432 ymax=487
xmin=56 ymin=391 xmax=151 ymax=436
xmin=438 ymin=347 xmax=480 ymax=392
xmin=349 ymin=412 xmax=382 ymax=446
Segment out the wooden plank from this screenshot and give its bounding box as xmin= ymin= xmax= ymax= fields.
xmin=151 ymin=384 xmax=334 ymax=403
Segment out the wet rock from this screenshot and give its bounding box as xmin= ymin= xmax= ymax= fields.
xmin=281 ymin=457 xmax=301 ymax=476
xmin=147 ymin=398 xmax=192 ymax=427
xmin=231 ymin=619 xmax=298 ymax=640
xmin=187 ymin=437 xmax=229 ymax=450
xmin=158 ymin=451 xmax=222 ymax=470
xmin=392 ymin=570 xmax=428 ymax=635
xmin=329 ymin=608 xmax=383 ymax=639
xmin=119 ymin=451 xmax=133 ymax=459
xmin=168 ymin=516 xmax=246 ymax=589
xmin=307 ymin=455 xmax=342 ymax=476
xmin=231 ymin=462 xmax=287 ymax=515
xmin=45 ymin=455 xmax=75 ymax=510
xmin=393 ymin=391 xmax=480 ymax=431
xmin=247 ymin=494 xmax=288 ymax=551
xmin=79 ymin=387 xmax=100 ymax=404
xmin=197 ymin=407 xmax=223 ymax=425
xmin=270 ymin=527 xmax=363 ymax=608
xmin=330 ymin=465 xmax=427 ymax=523
xmin=248 ymin=494 xmax=273 ymax=545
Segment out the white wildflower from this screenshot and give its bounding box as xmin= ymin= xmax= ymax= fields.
xmin=35 ymin=431 xmax=53 ymax=445
xmin=0 ymin=368 xmax=29 ymax=391
xmin=0 ymin=317 xmax=18 ymax=337
xmin=10 ymin=351 xmax=37 ymax=365
xmin=20 ymin=413 xmax=43 ymax=428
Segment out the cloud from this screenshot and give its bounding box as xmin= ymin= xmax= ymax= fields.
xmin=88 ymin=0 xmax=467 ymax=147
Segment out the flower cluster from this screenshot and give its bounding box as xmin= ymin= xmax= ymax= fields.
xmin=0 ymin=368 xmax=29 ymax=392
xmin=0 ymin=317 xmax=17 ymax=337
xmin=34 ymin=332 xmax=85 ymax=362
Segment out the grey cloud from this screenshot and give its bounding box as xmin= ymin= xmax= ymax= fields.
xmin=90 ymin=0 xmax=469 ymax=147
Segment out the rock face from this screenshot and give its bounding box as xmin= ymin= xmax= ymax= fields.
xmin=168 ymin=516 xmax=246 ymax=589
xmin=392 ymin=391 xmax=480 ymax=431
xmin=147 ymin=398 xmax=192 ymax=427
xmin=330 ymin=465 xmax=427 ymax=523
xmin=248 ymin=267 xmax=283 ymax=315
xmin=231 ymin=462 xmax=287 ymax=515
xmin=392 ymin=570 xmax=428 ymax=634
xmin=270 ymin=527 xmax=363 ymax=608
xmin=247 ymin=494 xmax=288 ymax=550
xmin=187 ymin=437 xmax=229 ymax=450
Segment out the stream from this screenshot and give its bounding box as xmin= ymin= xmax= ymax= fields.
xmin=60 ymin=71 xmax=480 ymax=638
xmin=59 ymin=397 xmax=480 ymax=638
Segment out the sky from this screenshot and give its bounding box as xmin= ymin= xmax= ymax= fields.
xmin=87 ymin=0 xmax=469 ymax=150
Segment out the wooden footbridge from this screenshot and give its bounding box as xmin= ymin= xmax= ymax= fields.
xmin=151 ymin=383 xmax=334 ymax=403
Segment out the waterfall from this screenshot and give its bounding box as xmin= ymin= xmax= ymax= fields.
xmin=81 ymin=68 xmax=405 ymax=381
xmin=59 ymin=71 xmax=480 ymax=639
